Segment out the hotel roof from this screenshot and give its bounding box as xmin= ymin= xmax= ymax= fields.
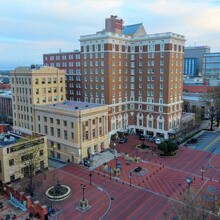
xmin=45 ymin=101 xmax=107 ymax=111
xmin=122 ymin=23 xmax=142 ymax=35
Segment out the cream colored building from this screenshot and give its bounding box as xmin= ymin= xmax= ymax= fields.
xmin=35 ymin=101 xmax=109 ymax=163
xmin=10 ymin=66 xmax=66 ymax=134
xmin=0 ymin=132 xmax=48 ymax=183
xmin=10 ymin=66 xmax=109 ymax=164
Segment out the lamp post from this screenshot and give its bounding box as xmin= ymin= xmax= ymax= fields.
xmin=115 ymin=156 xmax=118 ymax=169
xmin=89 ymin=172 xmax=92 ymax=185
xmin=129 ymin=172 xmax=132 ymax=186
xmin=113 ymin=142 xmax=117 ymax=156
xmin=80 ymin=184 xmax=86 ymax=201
xmin=186 ymin=177 xmax=192 ymax=195
xmin=201 ymin=166 xmax=205 ymax=180
xmin=212 ymin=195 xmax=216 ymax=213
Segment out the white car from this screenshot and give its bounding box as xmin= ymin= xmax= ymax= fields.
xmin=155 ymin=138 xmax=161 ymax=144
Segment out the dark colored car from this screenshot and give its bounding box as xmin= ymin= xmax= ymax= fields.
xmin=139 ymin=135 xmax=145 ymax=140
xmin=148 ymin=135 xmax=155 ymax=142
xmin=84 ymin=159 xmax=92 ymax=167
xmin=119 ymin=137 xmax=128 ymax=144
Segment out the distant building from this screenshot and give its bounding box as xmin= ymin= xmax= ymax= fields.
xmin=0 ymin=83 xmax=11 ymax=90
xmin=43 ymin=50 xmax=81 ymax=101
xmin=182 ymin=84 xmax=216 ymax=119
xmin=0 ymin=132 xmax=48 ymax=183
xmin=184 ymin=46 xmax=210 ymax=75
xmin=202 ymin=52 xmax=220 ymax=82
xmin=0 ymin=91 xmax=12 ymax=123
xmin=184 ymin=58 xmax=199 ymax=76
xmin=183 ymin=76 xmax=204 ymax=85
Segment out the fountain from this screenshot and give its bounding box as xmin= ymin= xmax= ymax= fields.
xmin=46 ymin=180 xmax=71 ymax=201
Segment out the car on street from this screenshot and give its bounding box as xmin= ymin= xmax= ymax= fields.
xmin=155 ymin=138 xmax=161 ymax=145
xmin=119 ymin=137 xmax=128 ymax=144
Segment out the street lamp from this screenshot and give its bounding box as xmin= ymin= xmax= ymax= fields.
xmin=89 ymin=172 xmax=92 ymax=185
xmin=186 ymin=177 xmax=192 ymax=195
xmin=113 ymin=142 xmax=117 ymax=156
xmin=212 ymin=195 xmax=216 ymax=213
xmin=80 ymin=184 xmax=86 ymax=201
xmin=115 ymin=156 xmax=118 ymax=169
xmin=201 ymin=166 xmax=205 ymax=180
xmin=129 ymin=172 xmax=132 ymax=186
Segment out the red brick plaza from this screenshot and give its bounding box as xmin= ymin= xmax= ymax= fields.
xmin=2 ymin=134 xmax=220 ymax=220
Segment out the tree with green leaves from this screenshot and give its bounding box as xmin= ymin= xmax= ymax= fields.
xmin=158 ymin=140 xmax=178 ymax=156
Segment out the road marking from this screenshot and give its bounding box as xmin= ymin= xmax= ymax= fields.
xmin=204 ymin=135 xmax=220 ymax=151
xmin=97 ymin=187 xmax=103 ymax=191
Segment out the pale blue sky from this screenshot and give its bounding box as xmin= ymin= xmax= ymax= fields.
xmin=1 ymin=0 xmax=220 ymax=70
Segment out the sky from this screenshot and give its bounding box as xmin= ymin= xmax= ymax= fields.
xmin=1 ymin=0 xmax=220 ymax=70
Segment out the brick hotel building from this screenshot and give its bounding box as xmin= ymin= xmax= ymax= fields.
xmin=80 ymin=16 xmax=186 ymax=139
xmin=43 ymin=16 xmax=186 ymax=139
xmin=43 ymin=50 xmax=81 ymax=101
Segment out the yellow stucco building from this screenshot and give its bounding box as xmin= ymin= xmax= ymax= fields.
xmin=10 ymin=66 xmax=109 ymax=164
xmin=35 ymin=101 xmax=109 ymax=163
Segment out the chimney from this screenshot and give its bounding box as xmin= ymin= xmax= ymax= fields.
xmin=105 ymin=15 xmax=123 ymax=34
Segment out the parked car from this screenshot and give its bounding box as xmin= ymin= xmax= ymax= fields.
xmin=155 ymin=138 xmax=161 ymax=145
xmin=84 ymin=159 xmax=91 ymax=167
xmin=119 ymin=137 xmax=128 ymax=144
xmin=139 ymin=134 xmax=145 ymax=140
xmin=148 ymin=136 xmax=155 ymax=142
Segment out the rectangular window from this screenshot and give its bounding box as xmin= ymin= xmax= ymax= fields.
xmin=39 ymin=150 xmax=44 ymax=156
xmin=50 ymin=127 xmax=54 ymax=136
xmin=9 ymin=159 xmax=14 ymax=166
xmin=64 ymin=130 xmax=68 ymax=140
xmin=44 ymin=125 xmax=48 ymax=134
xmin=93 ymin=129 xmax=96 ymax=137
xmin=57 ymin=129 xmax=60 ymax=138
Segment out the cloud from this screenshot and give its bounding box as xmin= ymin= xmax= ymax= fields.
xmin=191 ymin=7 xmax=220 ymax=32
xmin=0 ymin=0 xmax=220 ymax=69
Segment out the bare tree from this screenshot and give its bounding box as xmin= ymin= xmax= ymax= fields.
xmin=11 ymin=136 xmax=47 ymax=196
xmin=169 ymin=187 xmax=219 ymax=220
xmin=201 ymin=86 xmax=220 ymax=129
